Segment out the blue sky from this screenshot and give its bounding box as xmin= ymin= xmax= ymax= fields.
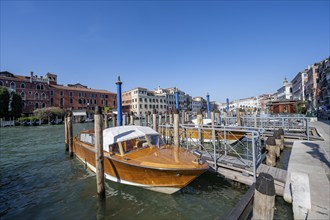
xmin=1 ymin=0 xmax=329 ymax=103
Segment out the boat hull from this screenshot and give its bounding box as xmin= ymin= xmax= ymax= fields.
xmin=73 ymin=138 xmax=207 ymax=194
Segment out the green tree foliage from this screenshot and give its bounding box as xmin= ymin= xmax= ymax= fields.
xmin=10 ymin=93 xmax=23 ymax=118
xmin=33 ymin=107 xmax=65 ymax=121
xmin=0 ymin=86 xmax=10 ymax=118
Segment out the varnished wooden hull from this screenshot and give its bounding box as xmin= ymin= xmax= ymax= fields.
xmin=73 ymin=138 xmax=208 ymax=194
xmin=161 ymin=128 xmax=246 ymax=144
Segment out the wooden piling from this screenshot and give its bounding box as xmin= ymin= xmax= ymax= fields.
xmin=158 ymin=112 xmax=162 ymax=133
xmin=104 ymin=114 xmax=108 ymax=129
xmin=173 ymin=109 xmax=180 ymax=147
xmin=266 ymin=137 xmax=276 ymax=167
xmin=236 ymin=108 xmax=241 ymax=126
xmin=197 ymin=109 xmax=204 ymax=145
xmin=130 ymin=112 xmax=134 ymax=125
xmin=215 ymin=110 xmax=220 ymax=125
xmin=253 ymin=173 xmax=275 ymax=220
xmin=112 ymin=114 xmax=117 ymax=127
xmin=64 ymin=112 xmax=68 ymax=151
xmin=181 ymin=110 xmax=185 ymax=124
xmin=94 ymin=106 xmax=105 ymax=199
xmin=169 ymin=111 xmax=173 ymax=124
xmin=153 ymin=109 xmax=157 ymax=131
xmin=67 ymin=110 xmax=73 ymax=157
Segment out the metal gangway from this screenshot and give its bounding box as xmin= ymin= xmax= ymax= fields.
xmin=158 ymin=124 xmax=264 ymax=183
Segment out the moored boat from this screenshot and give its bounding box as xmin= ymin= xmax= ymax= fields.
xmin=73 ymin=125 xmax=209 ymax=194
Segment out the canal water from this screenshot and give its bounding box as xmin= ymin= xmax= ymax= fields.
xmin=0 ymin=124 xmax=293 ymax=219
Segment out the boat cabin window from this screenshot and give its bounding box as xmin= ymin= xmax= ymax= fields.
xmin=79 ymin=133 xmax=94 ymax=145
xmin=109 ymin=143 xmax=120 ymax=154
xmin=145 ymin=134 xmax=164 ymax=147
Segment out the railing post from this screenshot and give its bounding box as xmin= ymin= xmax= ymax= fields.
xmin=306 ymin=118 xmax=310 ymax=141
xmin=252 ymin=132 xmax=257 ymax=183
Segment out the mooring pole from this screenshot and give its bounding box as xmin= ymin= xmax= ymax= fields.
xmin=130 ymin=112 xmax=134 ymax=125
xmin=64 ymin=112 xmax=68 ymax=151
xmin=173 ymin=109 xmax=180 ymax=147
xmin=116 ymin=76 xmax=123 ymax=126
xmin=206 ymin=93 xmax=211 ymax=119
xmin=253 ymin=173 xmax=275 ymax=220
xmin=266 ymin=136 xmax=276 ymax=167
xmin=175 ymin=88 xmax=180 ymax=112
xmin=153 ymin=109 xmax=157 ymax=131
xmin=104 ymin=113 xmax=108 ymax=129
xmin=94 ymin=106 xmax=105 ymax=199
xmin=68 ymin=110 xmax=73 ymax=158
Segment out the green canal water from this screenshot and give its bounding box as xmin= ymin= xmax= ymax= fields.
xmin=0 ymin=124 xmax=293 ymax=219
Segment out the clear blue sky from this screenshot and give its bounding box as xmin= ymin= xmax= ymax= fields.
xmin=1 ymin=0 xmax=329 ymax=102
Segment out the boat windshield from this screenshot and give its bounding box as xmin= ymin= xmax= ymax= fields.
xmin=145 ymin=134 xmax=164 ymax=147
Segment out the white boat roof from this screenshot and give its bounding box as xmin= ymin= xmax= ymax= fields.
xmin=191 ymin=118 xmax=212 ymax=125
xmin=103 ymin=126 xmax=158 ymax=150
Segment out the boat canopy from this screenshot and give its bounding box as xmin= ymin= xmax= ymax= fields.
xmin=103 ymin=126 xmax=158 ymax=151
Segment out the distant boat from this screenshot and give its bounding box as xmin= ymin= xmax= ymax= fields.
xmin=161 ymin=119 xmax=246 ymax=144
xmin=73 ymin=126 xmax=208 ymax=194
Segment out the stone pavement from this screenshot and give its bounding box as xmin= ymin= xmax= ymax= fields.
xmin=284 ymin=119 xmax=330 ymax=220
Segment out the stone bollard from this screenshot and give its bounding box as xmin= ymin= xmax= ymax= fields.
xmin=94 ymin=106 xmax=105 ymax=199
xmin=278 ymin=128 xmax=284 ymax=150
xmin=266 ymin=137 xmax=276 ymax=167
xmin=274 ymin=131 xmax=282 ymax=158
xmin=253 ymin=173 xmax=275 ymax=220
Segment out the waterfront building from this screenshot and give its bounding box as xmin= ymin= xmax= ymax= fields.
xmin=122 ymin=86 xmax=192 ymax=116
xmin=317 ymin=57 xmax=330 ymax=108
xmin=0 ymin=71 xmax=116 ymax=116
xmin=291 ymin=70 xmax=308 ymax=101
xmin=276 ymin=78 xmax=292 ymax=100
xmin=192 ymin=97 xmax=206 ymax=113
xmin=305 ymin=63 xmax=320 ymax=110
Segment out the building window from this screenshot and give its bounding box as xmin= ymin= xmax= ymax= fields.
xmin=21 ymin=83 xmax=25 ymax=88
xmin=37 ymin=85 xmax=41 ymax=90
xmin=35 ymin=103 xmax=39 ymax=109
xmin=60 ymin=91 xmax=64 ymax=96
xmin=50 ymin=90 xmax=54 ymax=96
xmin=0 ymin=81 xmax=3 ymax=86
xmin=70 ymin=98 xmax=73 ymax=104
xmin=79 ymin=99 xmax=82 ymax=104
xmin=42 ymin=103 xmax=46 ymax=108
xmin=60 ymin=98 xmax=64 ymax=106
xmin=70 ymin=91 xmax=73 ymax=97
xmin=94 ymin=100 xmax=97 ymax=105
xmin=41 ymin=85 xmax=44 ymax=90
xmin=42 ymin=93 xmax=46 ymax=100
xmin=21 ymin=92 xmax=26 ymax=100
xmin=105 ymin=100 xmax=108 ymax=106
xmin=139 ymin=98 xmax=142 ymax=102
xmin=79 ymin=92 xmax=82 ymax=97
xmin=34 ymin=93 xmax=39 ymax=100
xmin=50 ymin=98 xmax=54 ymax=106
xmin=145 ymin=104 xmax=148 ymax=108
xmin=10 ymin=82 xmax=16 ymax=90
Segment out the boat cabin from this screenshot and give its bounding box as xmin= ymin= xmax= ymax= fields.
xmin=78 ymin=126 xmax=165 ymax=157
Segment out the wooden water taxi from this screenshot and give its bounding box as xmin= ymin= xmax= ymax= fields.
xmin=73 ymin=126 xmax=208 ymax=194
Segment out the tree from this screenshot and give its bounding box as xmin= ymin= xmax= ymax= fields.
xmin=0 ymin=86 xmax=10 ymax=118
xmin=9 ymin=93 xmax=23 ymax=118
